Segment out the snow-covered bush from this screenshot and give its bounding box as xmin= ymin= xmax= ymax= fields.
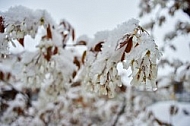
xmin=0 ymin=6 xmax=161 ymax=125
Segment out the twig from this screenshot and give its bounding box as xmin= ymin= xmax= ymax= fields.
xmin=112 ymin=97 xmax=126 ymax=126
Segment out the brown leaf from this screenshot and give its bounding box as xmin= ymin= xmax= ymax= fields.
xmin=76 ymin=41 xmax=87 ymax=46
xmin=43 ymin=46 xmax=58 ymax=61
xmin=6 ymin=73 xmax=11 ymax=80
xmin=46 ymin=24 xmax=52 ymax=39
xmin=71 ymin=81 xmax=81 ymax=87
xmin=53 ymin=46 xmax=58 ymax=55
xmin=135 ymin=43 xmax=139 ymax=47
xmin=0 ymin=16 xmax=5 ymax=33
xmin=116 ymin=34 xmax=131 ymax=50
xmin=18 ymin=38 xmax=24 ymax=47
xmin=72 ymin=28 xmax=75 ymax=41
xmin=94 ymin=41 xmax=104 ymax=52
xmin=72 ymin=71 xmax=77 ymax=78
xmin=73 ymin=56 xmax=80 ymax=69
xmin=0 ymin=71 xmax=4 ymax=80
xmin=125 ymin=37 xmax=133 ymax=53
xmin=44 ymin=47 xmax=51 ymax=61
xmin=121 ymin=52 xmax=125 ymax=61
xmin=82 ymin=51 xmax=86 ymax=64
xmin=62 ymin=34 xmax=68 ymax=43
xmin=155 ymin=118 xmax=172 ymax=126
xmin=13 ymin=107 xmax=24 ymax=115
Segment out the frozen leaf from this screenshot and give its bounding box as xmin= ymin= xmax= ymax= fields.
xmin=72 ymin=28 xmax=75 ymax=41
xmin=81 ymin=50 xmax=86 ymax=64
xmin=46 ymin=24 xmax=52 ymax=39
xmin=43 ymin=46 xmax=58 ymax=61
xmin=18 ymin=38 xmax=24 ymax=47
xmin=125 ymin=37 xmax=133 ymax=53
xmin=116 ymin=34 xmax=131 ymax=50
xmin=120 ymin=52 xmax=125 ymax=61
xmin=94 ymin=41 xmax=104 ymax=52
xmin=73 ymin=56 xmax=80 ymax=69
xmin=72 ymin=71 xmax=77 ymax=78
xmin=75 ymin=40 xmax=87 ymax=46
xmin=0 ymin=16 xmax=4 ymax=33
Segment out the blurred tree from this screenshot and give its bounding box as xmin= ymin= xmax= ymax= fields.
xmin=139 ymin=0 xmax=190 ymax=48
xmin=138 ymin=0 xmax=190 ymax=117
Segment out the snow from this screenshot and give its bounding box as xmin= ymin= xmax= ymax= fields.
xmin=147 ymin=101 xmax=190 ymax=126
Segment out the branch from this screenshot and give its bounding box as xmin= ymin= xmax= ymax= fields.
xmin=112 ymin=97 xmax=126 ymax=126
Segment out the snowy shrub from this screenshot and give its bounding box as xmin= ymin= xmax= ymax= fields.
xmin=0 ymin=6 xmax=162 ymax=125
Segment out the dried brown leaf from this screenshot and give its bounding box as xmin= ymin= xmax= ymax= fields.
xmin=53 ymin=47 xmax=58 ymax=55
xmin=0 ymin=71 xmax=4 ymax=80
xmin=71 ymin=81 xmax=81 ymax=87
xmin=73 ymin=56 xmax=80 ymax=69
xmin=94 ymin=41 xmax=104 ymax=52
xmin=76 ymin=41 xmax=87 ymax=46
xmin=72 ymin=28 xmax=75 ymax=41
xmin=121 ymin=52 xmax=125 ymax=61
xmin=43 ymin=47 xmax=51 ymax=61
xmin=0 ymin=16 xmax=5 ymax=33
xmin=72 ymin=71 xmax=77 ymax=78
xmin=43 ymin=46 xmax=58 ymax=61
xmin=18 ymin=38 xmax=24 ymax=47
xmin=116 ymin=34 xmax=131 ymax=50
xmin=125 ymin=37 xmax=133 ymax=53
xmin=82 ymin=51 xmax=86 ymax=64
xmin=154 ymin=118 xmax=171 ymax=126
xmin=13 ymin=107 xmax=24 ymax=115
xmin=46 ymin=24 xmax=52 ymax=39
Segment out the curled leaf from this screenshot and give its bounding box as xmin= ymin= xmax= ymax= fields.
xmin=94 ymin=41 xmax=104 ymax=52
